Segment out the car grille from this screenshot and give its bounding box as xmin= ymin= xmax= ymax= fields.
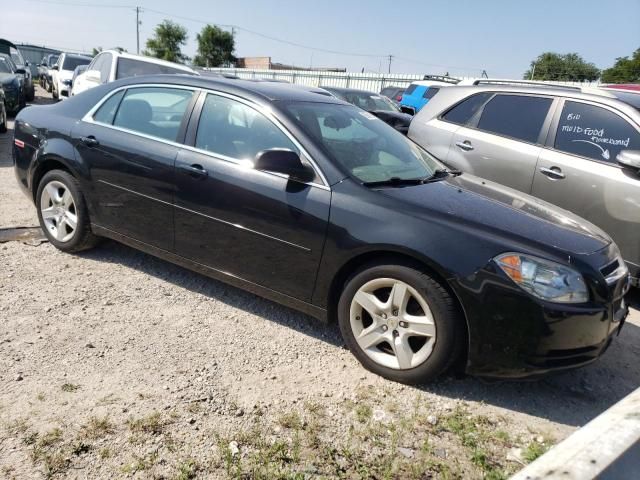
xmin=601 ymin=256 xmax=630 ymax=290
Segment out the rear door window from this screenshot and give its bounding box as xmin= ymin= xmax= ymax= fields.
xmin=554 ymin=101 xmax=640 ymax=163
xmin=442 ymin=92 xmax=492 ymax=125
xmin=476 ymin=94 xmax=552 ymax=143
xmin=112 ymin=87 xmax=194 ymax=141
xmin=99 ymin=53 xmax=113 ymax=83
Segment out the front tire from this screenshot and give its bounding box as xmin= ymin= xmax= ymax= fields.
xmin=338 ymin=262 xmax=464 ymax=384
xmin=36 ymin=170 xmax=99 ymax=252
xmin=0 ymin=106 xmax=7 ymax=133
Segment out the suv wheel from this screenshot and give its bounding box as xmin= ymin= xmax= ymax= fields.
xmin=338 ymin=263 xmax=463 ymax=384
xmin=36 ymin=170 xmax=99 ymax=252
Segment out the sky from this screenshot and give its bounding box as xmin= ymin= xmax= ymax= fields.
xmin=2 ymin=0 xmax=639 ymax=78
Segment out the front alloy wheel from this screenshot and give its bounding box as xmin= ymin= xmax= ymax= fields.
xmin=350 ymin=278 xmax=436 ymax=370
xmin=338 ymin=263 xmax=463 ymax=384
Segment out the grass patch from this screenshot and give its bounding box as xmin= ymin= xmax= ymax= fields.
xmin=173 ymin=458 xmax=199 ymax=480
xmin=80 ymin=416 xmax=114 ymax=440
xmin=522 ymin=441 xmax=549 ymax=463
xmin=121 ymin=453 xmax=158 ymax=474
xmin=61 ymin=383 xmax=80 ymax=393
xmin=277 ymin=411 xmax=302 ymax=430
xmin=355 ymin=403 xmax=373 ymax=423
xmin=127 ymin=411 xmax=166 ymax=435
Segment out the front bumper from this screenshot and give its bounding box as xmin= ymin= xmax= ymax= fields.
xmin=452 ymin=253 xmax=630 ymax=379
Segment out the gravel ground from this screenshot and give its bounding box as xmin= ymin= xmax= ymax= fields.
xmin=1 ymin=87 xmax=639 ymax=479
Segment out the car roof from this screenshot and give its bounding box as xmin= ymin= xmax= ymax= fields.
xmin=100 ymin=50 xmax=196 ymax=73
xmin=432 ymin=84 xmax=640 ymax=119
xmin=409 ymin=80 xmax=455 ymax=87
xmin=114 ymin=74 xmax=349 ymax=104
xmin=325 ymin=87 xmax=381 ymax=96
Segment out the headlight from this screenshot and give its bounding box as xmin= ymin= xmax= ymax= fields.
xmin=495 ymin=253 xmax=588 ymax=303
xmin=62 ymin=79 xmax=72 ymax=86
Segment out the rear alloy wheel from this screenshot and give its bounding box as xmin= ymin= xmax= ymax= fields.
xmin=0 ymin=106 xmax=6 ymax=133
xmin=338 ymin=263 xmax=463 ymax=384
xmin=37 ymin=170 xmax=98 ymax=252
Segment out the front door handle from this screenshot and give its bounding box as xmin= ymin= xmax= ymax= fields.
xmin=540 ymin=166 xmax=565 ymax=180
xmin=80 ymin=135 xmax=99 ymax=147
xmin=178 ymin=163 xmax=208 ymax=178
xmin=455 ymin=140 xmax=474 ymax=151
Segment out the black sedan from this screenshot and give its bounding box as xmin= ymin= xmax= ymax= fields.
xmin=323 ymin=87 xmax=413 ymax=134
xmin=13 ymin=75 xmax=630 ymax=383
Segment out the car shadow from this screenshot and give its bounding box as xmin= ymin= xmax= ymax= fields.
xmin=78 ymin=240 xmax=640 ymax=428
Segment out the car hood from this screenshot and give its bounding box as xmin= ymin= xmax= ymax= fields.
xmin=378 ymin=173 xmax=611 ymax=255
xmin=369 ymin=110 xmax=412 ymax=123
xmin=0 ymin=73 xmax=18 ymax=84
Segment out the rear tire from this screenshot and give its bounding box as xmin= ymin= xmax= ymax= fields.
xmin=0 ymin=106 xmax=7 ymax=133
xmin=338 ymin=262 xmax=464 ymax=384
xmin=36 ymin=170 xmax=99 ymax=253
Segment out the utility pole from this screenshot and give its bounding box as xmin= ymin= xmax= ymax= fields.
xmin=387 ymin=54 xmax=393 ymax=74
xmin=530 ymin=63 xmax=536 ymax=80
xmin=136 ymin=6 xmax=141 ymax=54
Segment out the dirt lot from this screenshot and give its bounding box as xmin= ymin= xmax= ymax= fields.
xmin=1 ymin=87 xmax=639 ymax=479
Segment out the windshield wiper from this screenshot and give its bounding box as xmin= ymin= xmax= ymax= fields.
xmin=363 ymin=169 xmax=462 ymax=188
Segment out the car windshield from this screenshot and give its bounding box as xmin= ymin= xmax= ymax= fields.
xmin=62 ymin=56 xmax=91 ymax=71
xmin=283 ymin=102 xmax=441 ymax=183
xmin=49 ymin=55 xmax=59 ymax=65
xmin=10 ymin=47 xmax=25 ymax=67
xmin=344 ymin=92 xmax=398 ymax=112
xmin=610 ymin=90 xmax=640 ymax=112
xmin=0 ymin=57 xmax=12 ymax=73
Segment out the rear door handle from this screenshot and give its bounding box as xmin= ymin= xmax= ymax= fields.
xmin=540 ymin=166 xmax=565 ymax=180
xmin=178 ymin=163 xmax=208 ymax=178
xmin=80 ymin=135 xmax=99 ymax=147
xmin=455 ymin=140 xmax=474 ymax=151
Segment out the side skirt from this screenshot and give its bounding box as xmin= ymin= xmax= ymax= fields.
xmin=92 ymin=224 xmax=328 ymax=322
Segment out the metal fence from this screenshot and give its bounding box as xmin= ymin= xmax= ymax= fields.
xmin=204 ymin=68 xmax=601 ymax=92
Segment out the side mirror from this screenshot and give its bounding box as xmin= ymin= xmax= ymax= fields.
xmin=254 ymin=149 xmax=314 ymax=181
xmin=25 ymin=61 xmax=30 ymax=66
xmin=616 ymin=150 xmax=640 ymax=173
xmin=15 ymin=68 xmax=26 ymax=75
xmin=85 ymin=70 xmax=100 ymax=83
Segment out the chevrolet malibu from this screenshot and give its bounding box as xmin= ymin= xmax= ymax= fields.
xmin=13 ymin=75 xmax=630 ymax=383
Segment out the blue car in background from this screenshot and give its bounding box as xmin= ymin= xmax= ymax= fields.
xmin=400 ymin=75 xmax=460 ymax=115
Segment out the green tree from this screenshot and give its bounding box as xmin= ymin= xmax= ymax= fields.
xmin=193 ymin=25 xmax=235 ymax=68
xmin=91 ymin=47 xmax=102 ymax=56
xmin=144 ymin=20 xmax=188 ymax=63
xmin=601 ymin=48 xmax=640 ymax=83
xmin=523 ymin=52 xmax=600 ymax=82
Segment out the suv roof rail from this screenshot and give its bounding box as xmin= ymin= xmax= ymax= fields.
xmin=467 ymin=78 xmax=582 ymax=91
xmin=422 ymin=74 xmax=460 ymax=84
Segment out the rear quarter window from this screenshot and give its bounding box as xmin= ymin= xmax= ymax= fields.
xmin=554 ymin=101 xmax=640 ymax=163
xmin=116 ymin=58 xmax=187 ymax=80
xmin=404 ymin=84 xmax=418 ymax=95
xmin=476 ymin=94 xmax=552 ymax=143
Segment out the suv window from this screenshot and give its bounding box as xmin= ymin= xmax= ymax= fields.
xmin=113 ymin=87 xmax=194 ymax=141
xmin=477 ymin=94 xmax=552 ymax=143
xmin=196 ymin=94 xmax=297 ymax=160
xmin=93 ymin=90 xmax=125 ymax=124
xmin=404 ymin=84 xmax=418 ymax=95
xmin=99 ymin=53 xmax=112 ymax=82
xmin=423 ymin=87 xmax=440 ymax=100
xmin=554 ymin=101 xmax=640 ymax=163
xmin=442 ymin=92 xmax=492 ymax=125
xmin=116 ymin=58 xmax=186 ymax=80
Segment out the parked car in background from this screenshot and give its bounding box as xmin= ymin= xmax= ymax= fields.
xmin=400 ymin=75 xmax=460 ymax=115
xmin=51 ymin=53 xmax=92 ymax=99
xmin=0 ymin=86 xmax=7 ymax=132
xmin=0 ymin=39 xmax=34 ymax=101
xmin=602 ymin=84 xmax=640 ymax=93
xmin=0 ymin=54 xmax=26 ymax=113
xmin=38 ymin=54 xmax=59 ymax=89
xmin=324 ymin=87 xmax=413 ymax=133
xmin=72 ymin=50 xmax=195 ymax=96
xmin=380 ymin=86 xmax=406 ymax=106
xmin=408 ymin=82 xmax=640 ymax=285
xmin=13 ymin=75 xmax=630 ymax=383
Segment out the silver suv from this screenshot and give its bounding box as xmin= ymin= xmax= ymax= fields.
xmin=408 ymin=81 xmax=640 ymax=285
